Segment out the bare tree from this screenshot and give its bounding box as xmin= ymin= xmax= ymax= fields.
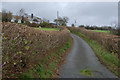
xmin=54 ymin=16 xmax=69 ymax=26
xmin=2 ymin=10 xmax=12 ymax=22
xmin=7 ymin=11 xmax=12 ymax=22
xmin=63 ymin=17 xmax=69 ymax=24
xmin=110 ymin=21 xmax=118 ymax=35
xmin=19 ymin=8 xmax=25 ymax=17
xmin=18 ymin=8 xmax=25 ymax=23
xmin=111 ymin=21 xmax=118 ymax=29
xmin=2 ymin=10 xmax=7 ymax=22
xmin=72 ymin=24 xmax=75 ymax=27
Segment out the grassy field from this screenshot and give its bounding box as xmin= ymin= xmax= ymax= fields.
xmin=92 ymin=30 xmax=110 ymax=33
xmin=35 ymin=28 xmax=60 ymax=31
xmin=70 ymin=30 xmax=119 ymax=77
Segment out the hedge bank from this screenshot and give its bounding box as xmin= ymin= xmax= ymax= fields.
xmin=2 ymin=22 xmax=70 ymax=78
xmin=68 ymin=27 xmax=119 ymax=55
xmin=68 ymin=27 xmax=120 ymax=77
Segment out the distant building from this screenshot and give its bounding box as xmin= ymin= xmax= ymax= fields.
xmin=11 ymin=14 xmax=43 ymax=24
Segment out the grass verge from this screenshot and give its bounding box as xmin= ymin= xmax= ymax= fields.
xmin=19 ymin=37 xmax=73 ymax=78
xmin=70 ymin=30 xmax=119 ymax=77
xmin=35 ymin=28 xmax=60 ymax=31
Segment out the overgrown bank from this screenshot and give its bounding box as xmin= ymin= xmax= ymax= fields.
xmin=2 ymin=22 xmax=71 ymax=78
xmin=20 ymin=37 xmax=73 ymax=78
xmin=68 ymin=27 xmax=119 ymax=77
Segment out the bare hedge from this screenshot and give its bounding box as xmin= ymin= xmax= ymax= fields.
xmin=68 ymin=27 xmax=119 ymax=54
xmin=2 ymin=22 xmax=70 ymax=78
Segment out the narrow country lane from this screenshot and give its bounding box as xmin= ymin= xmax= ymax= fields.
xmin=60 ymin=33 xmax=118 ymax=78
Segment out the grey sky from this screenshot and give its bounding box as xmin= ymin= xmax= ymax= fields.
xmin=2 ymin=2 xmax=118 ymax=27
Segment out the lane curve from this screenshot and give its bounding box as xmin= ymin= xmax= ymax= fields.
xmin=60 ymin=33 xmax=117 ymax=78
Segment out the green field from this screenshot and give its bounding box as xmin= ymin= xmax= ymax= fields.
xmin=35 ymin=28 xmax=60 ymax=31
xmin=92 ymin=30 xmax=110 ymax=33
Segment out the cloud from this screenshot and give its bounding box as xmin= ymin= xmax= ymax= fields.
xmin=1 ymin=0 xmax=119 ymax=2
xmin=2 ymin=2 xmax=118 ymax=27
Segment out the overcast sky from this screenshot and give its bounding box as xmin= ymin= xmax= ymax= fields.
xmin=2 ymin=2 xmax=118 ymax=27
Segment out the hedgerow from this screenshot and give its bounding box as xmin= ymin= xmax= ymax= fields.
xmin=68 ymin=27 xmax=119 ymax=55
xmin=2 ymin=22 xmax=70 ymax=78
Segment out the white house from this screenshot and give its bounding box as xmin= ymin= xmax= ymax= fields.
xmin=11 ymin=14 xmax=43 ymax=24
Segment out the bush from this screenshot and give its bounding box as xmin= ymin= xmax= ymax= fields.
xmin=2 ymin=10 xmax=12 ymax=22
xmin=110 ymin=29 xmax=119 ymax=35
xmin=39 ymin=22 xmax=51 ymax=27
xmin=28 ymin=23 xmax=39 ymax=27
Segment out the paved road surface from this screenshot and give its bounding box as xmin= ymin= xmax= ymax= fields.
xmin=60 ymin=34 xmax=117 ymax=78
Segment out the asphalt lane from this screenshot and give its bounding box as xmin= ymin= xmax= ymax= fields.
xmin=60 ymin=33 xmax=117 ymax=78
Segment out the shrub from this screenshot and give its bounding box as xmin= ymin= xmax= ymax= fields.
xmin=28 ymin=23 xmax=39 ymax=27
xmin=39 ymin=22 xmax=51 ymax=27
